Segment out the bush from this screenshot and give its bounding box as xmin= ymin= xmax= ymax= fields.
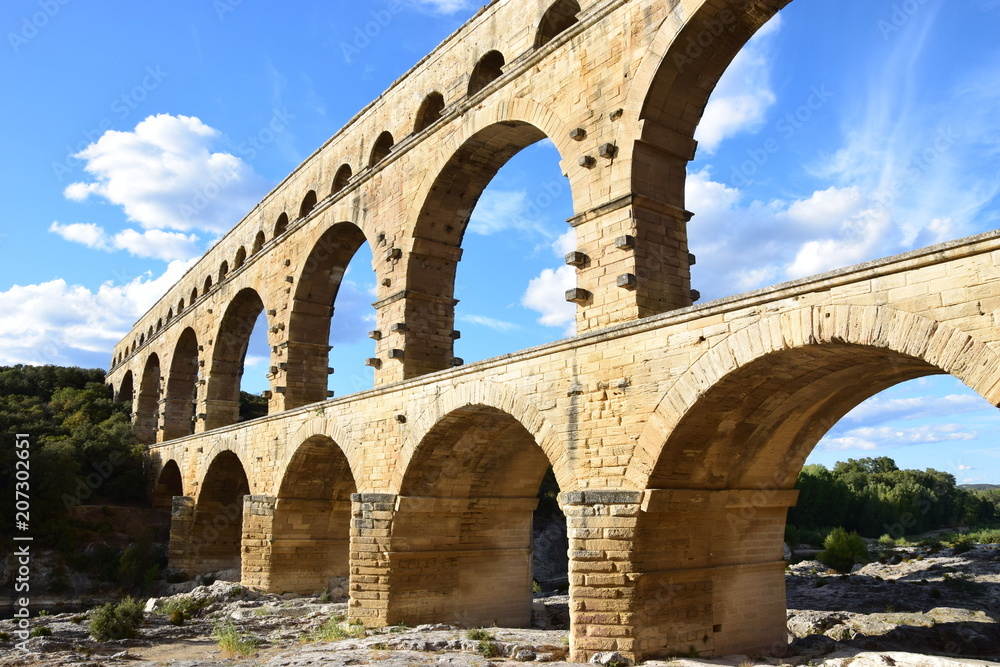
xmin=159 ymin=596 xmax=208 ymax=620
xmin=817 ymin=528 xmax=868 ymax=572
xmin=213 ymin=619 xmax=260 ymax=657
xmin=0 ymin=631 xmax=10 ymax=642
xmin=951 ymin=535 xmax=975 ymax=554
xmin=89 ymin=597 xmax=144 ymax=641
xmin=169 ymin=610 xmax=185 ymax=626
xmin=29 ymin=626 xmax=52 ymax=638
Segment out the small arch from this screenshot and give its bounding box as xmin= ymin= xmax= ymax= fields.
xmin=299 ymin=190 xmax=318 ymax=219
xmin=332 ymin=164 xmax=353 ymax=194
xmin=468 ymin=50 xmax=505 ymax=96
xmin=136 ymin=354 xmax=161 ymax=443
xmin=178 ymin=298 xmax=185 ymax=312
xmin=147 ymin=326 xmax=154 ymax=338
xmin=274 ymin=212 xmax=289 ymax=237
xmin=252 ymin=231 xmax=265 ymax=254
xmin=219 ymin=261 xmax=229 ymax=282
xmin=166 ymin=308 xmax=173 ymax=322
xmin=191 ymin=287 xmax=199 ymax=303
xmin=369 ymin=131 xmax=395 ymax=166
xmin=413 ymin=92 xmax=445 ymax=133
xmin=534 ymin=0 xmax=580 ymax=48
xmin=156 ymin=318 xmax=163 ymax=332
xmin=153 ymin=460 xmax=183 ymax=509
xmin=204 ymin=276 xmax=213 ymax=293
xmin=131 ymin=340 xmax=137 ymax=353
xmin=234 ymin=246 xmax=247 ymax=269
xmin=139 ymin=333 xmax=145 ymax=345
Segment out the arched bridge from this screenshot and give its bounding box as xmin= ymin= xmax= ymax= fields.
xmin=105 ymin=0 xmax=1000 ymax=661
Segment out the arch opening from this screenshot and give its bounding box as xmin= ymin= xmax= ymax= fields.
xmin=332 ymin=164 xmax=353 ymax=194
xmin=190 ymin=451 xmax=249 ymax=576
xmin=534 ymin=0 xmax=580 ymax=48
xmin=268 ymin=435 xmax=357 ymax=594
xmin=286 ymin=222 xmax=373 ymax=407
xmin=634 ymin=342 xmax=953 ymax=659
xmin=413 ymin=92 xmax=445 ymax=133
xmin=406 ymin=121 xmax=574 ymax=377
xmin=205 ymin=288 xmax=268 ymax=429
xmin=204 ymin=276 xmax=213 ymax=293
xmin=153 ymin=459 xmax=183 ymax=510
xmin=219 ymin=261 xmax=229 ymax=282
xmin=252 ymin=231 xmax=266 ymax=254
xmin=274 ymin=212 xmax=289 ymax=238
xmin=299 ymin=190 xmax=318 ymax=219
xmin=234 ymin=246 xmax=247 ymax=270
xmin=390 ymin=405 xmax=565 ymax=627
xmin=116 ymin=370 xmax=134 ymax=407
xmin=163 ymin=328 xmax=199 ymax=440
xmin=369 ymin=131 xmax=394 ymax=166
xmin=191 ymin=287 xmax=198 ymax=303
xmin=468 ymin=50 xmax=504 ymax=96
xmin=135 ymin=354 xmax=160 ymax=444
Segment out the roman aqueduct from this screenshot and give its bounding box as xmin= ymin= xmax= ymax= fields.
xmin=105 ymin=0 xmax=1000 ymax=661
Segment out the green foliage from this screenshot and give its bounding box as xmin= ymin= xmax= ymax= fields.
xmin=817 ymin=527 xmax=868 ymax=573
xmin=29 ymin=626 xmax=52 ymax=638
xmin=239 ymin=391 xmax=268 ymax=422
xmin=788 ymin=458 xmax=997 ymax=538
xmin=466 ymin=628 xmax=495 ymax=641
xmin=0 ymin=631 xmax=10 ymax=641
xmin=159 ymin=596 xmax=209 ymax=620
xmin=304 ymin=615 xmax=365 ymax=642
xmin=169 ymin=610 xmax=185 ymax=626
xmin=89 ymin=597 xmax=145 ymax=641
xmin=0 ymin=365 xmax=149 ymax=538
xmin=213 ymin=619 xmax=260 ymax=656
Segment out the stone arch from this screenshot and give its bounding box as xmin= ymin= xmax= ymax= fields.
xmin=135 ymin=353 xmax=161 ymax=444
xmin=219 ymin=260 xmax=229 ymax=282
xmin=205 ymin=288 xmax=269 ymax=429
xmin=191 ymin=287 xmax=198 ymax=303
xmin=139 ymin=333 xmax=145 ymax=346
xmin=624 ymin=305 xmax=1000 ymax=658
xmin=204 ymin=276 xmax=213 ymax=293
xmin=332 ymin=164 xmax=353 ymax=194
xmin=178 ymin=298 xmax=186 ymax=313
xmin=413 ymin=92 xmax=445 ymax=133
xmin=163 ymin=328 xmax=199 ymax=440
xmin=285 ymin=222 xmax=371 ymax=409
xmin=401 ymin=114 xmax=573 ymax=377
xmin=252 ymin=231 xmax=266 ymax=254
xmin=468 ymin=50 xmax=504 ymax=96
xmin=156 ymin=318 xmax=163 ymax=332
xmin=534 ymin=0 xmax=580 ymax=48
xmin=153 ymin=459 xmax=183 ymax=509
xmin=389 ymin=395 xmax=566 ymax=627
xmin=116 ymin=370 xmax=134 ymax=404
xmin=188 ymin=450 xmax=250 ymax=577
xmin=274 ymin=212 xmax=289 ymax=237
xmin=166 ymin=308 xmax=173 ymax=322
xmin=299 ymin=190 xmax=318 ymax=219
xmin=369 ymin=131 xmax=394 ymax=166
xmin=234 ymin=246 xmax=247 ymax=269
xmin=267 ymin=434 xmax=357 ymax=594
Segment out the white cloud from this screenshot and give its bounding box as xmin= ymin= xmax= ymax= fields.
xmin=552 ymin=230 xmax=575 ymax=256
xmin=0 ymin=260 xmax=195 ymax=366
xmin=49 ymin=221 xmax=109 ymax=250
xmin=695 ymin=15 xmax=781 ymax=155
xmin=843 ymin=393 xmax=991 ymax=424
xmin=522 ymin=265 xmax=576 ymax=333
xmin=113 ymin=229 xmax=201 ymax=261
xmin=819 ymin=424 xmax=977 ymax=452
xmin=459 ymin=314 xmax=522 ymax=333
xmin=66 ymin=114 xmax=268 ymax=233
xmin=411 ymin=0 xmax=472 ymax=13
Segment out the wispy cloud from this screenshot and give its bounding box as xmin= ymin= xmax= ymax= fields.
xmin=459 ymin=314 xmax=522 ymax=333
xmin=819 ymin=424 xmax=978 ymax=452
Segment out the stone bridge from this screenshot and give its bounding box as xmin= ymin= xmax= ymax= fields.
xmin=104 ymin=0 xmax=1000 ymax=661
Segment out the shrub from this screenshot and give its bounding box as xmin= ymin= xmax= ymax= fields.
xmin=0 ymin=631 xmax=10 ymax=642
xmin=817 ymin=528 xmax=868 ymax=572
xmin=159 ymin=596 xmax=208 ymax=620
xmin=29 ymin=626 xmax=52 ymax=638
xmin=466 ymin=628 xmax=494 ymax=641
xmin=951 ymin=536 xmax=975 ymax=554
xmin=89 ymin=597 xmax=144 ymax=641
xmin=168 ymin=610 xmax=185 ymax=626
xmin=213 ymin=619 xmax=260 ymax=657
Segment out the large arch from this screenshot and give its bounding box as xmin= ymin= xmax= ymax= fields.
xmin=153 ymin=459 xmax=183 ymax=510
xmin=626 ymin=305 xmax=1000 ymax=658
xmin=162 ymin=328 xmax=199 ymax=441
xmin=205 ymin=288 xmax=268 ymax=430
xmin=399 ymin=117 xmax=571 ymax=379
xmin=285 ymin=222 xmax=371 ymax=409
xmin=135 ymin=354 xmax=161 ymax=444
xmin=115 ymin=369 xmax=134 ymax=405
xmin=187 ymin=450 xmax=250 ymax=577
xmin=387 ymin=403 xmax=560 ymax=628
xmin=268 ymin=435 xmax=357 ymax=594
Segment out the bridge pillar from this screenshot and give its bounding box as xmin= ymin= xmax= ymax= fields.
xmin=161 ymin=394 xmax=196 ymax=441
xmin=349 ymin=493 xmax=396 ymax=626
xmin=371 ymin=289 xmax=459 ymax=385
xmin=241 ymin=495 xmax=276 ymax=590
xmin=198 ymin=399 xmax=240 ymax=432
xmin=167 ymin=494 xmax=247 ymax=578
xmin=167 ymin=496 xmax=196 ymax=574
xmin=570 ymin=195 xmax=694 ymax=333
xmin=629 ymin=489 xmax=799 ymax=661
xmin=560 ymin=490 xmax=643 ymax=663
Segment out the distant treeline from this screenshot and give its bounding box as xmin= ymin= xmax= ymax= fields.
xmin=0 ymin=364 xmax=148 ymax=543
xmin=788 ymin=456 xmax=1000 ymax=540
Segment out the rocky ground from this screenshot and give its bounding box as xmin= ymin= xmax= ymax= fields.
xmin=2 ymin=543 xmax=999 ymax=667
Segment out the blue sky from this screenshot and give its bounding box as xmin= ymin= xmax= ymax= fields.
xmin=2 ymin=0 xmax=1000 ymax=483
